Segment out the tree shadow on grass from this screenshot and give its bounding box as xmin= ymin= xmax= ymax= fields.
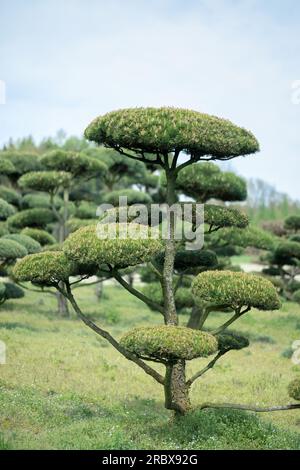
xmin=120 ymin=398 xmax=300 ymax=450
xmin=0 ymin=321 xmax=40 ymax=332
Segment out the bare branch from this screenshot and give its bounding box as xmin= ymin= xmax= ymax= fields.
xmin=62 ymin=282 xmax=165 ymax=385
xmin=211 ymin=306 xmax=250 ymax=336
xmin=186 ymin=351 xmax=227 ymax=387
xmin=113 ymin=270 xmax=165 ymax=314
xmin=16 ymin=282 xmax=56 ymax=296
xmin=198 ymin=402 xmax=300 ymax=413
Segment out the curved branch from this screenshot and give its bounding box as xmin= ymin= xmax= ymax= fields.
xmin=112 ymin=145 xmax=162 ymax=166
xmin=113 ymin=271 xmax=165 ymax=314
xmin=198 ymin=402 xmax=300 ymax=413
xmin=211 ymin=307 xmax=250 ymax=336
xmin=72 ymin=277 xmax=111 ymax=289
xmin=186 ymin=351 xmax=227 ymax=387
xmin=63 ymin=283 xmax=164 ymax=385
xmin=174 ymin=156 xmax=197 ymax=175
xmin=16 ymin=282 xmax=56 ymax=296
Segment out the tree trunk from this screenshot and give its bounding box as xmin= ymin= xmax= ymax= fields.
xmin=95 ymin=280 xmax=103 ymax=300
xmin=187 ymin=304 xmax=209 ymax=330
xmin=56 ymin=189 xmax=70 ymax=317
xmin=56 ymin=285 xmax=70 ymax=317
xmin=162 ymin=168 xmax=190 ymax=416
xmin=164 ymin=361 xmax=191 ymax=416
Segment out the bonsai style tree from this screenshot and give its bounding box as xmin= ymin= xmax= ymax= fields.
xmin=284 ymin=215 xmax=300 ymax=234
xmin=13 ymin=107 xmax=300 ymax=417
xmin=0 ymin=238 xmax=27 ymax=306
xmin=0 ymin=151 xmax=42 ymax=187
xmin=15 ymin=150 xmax=107 ymax=315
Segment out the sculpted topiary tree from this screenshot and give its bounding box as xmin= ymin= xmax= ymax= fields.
xmin=284 ymin=215 xmax=300 ymax=234
xmin=15 ymin=150 xmax=107 ymax=315
xmin=0 ymin=238 xmax=28 ymax=306
xmin=13 ymin=107 xmax=300 ymax=417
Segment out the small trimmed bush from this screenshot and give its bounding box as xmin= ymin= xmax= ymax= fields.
xmin=0 ymin=222 xmax=8 ymax=237
xmin=142 ymin=283 xmax=194 ymax=311
xmin=22 ymin=193 xmax=52 ymax=209
xmin=2 ymin=282 xmax=24 ymax=300
xmin=63 ymin=223 xmax=163 ymax=269
xmin=0 ymin=158 xmax=15 ymax=175
xmin=120 ymin=326 xmax=218 ymax=361
xmin=288 ymin=378 xmax=300 ymax=401
xmin=0 ymin=239 xmax=28 ymax=260
xmin=284 ymin=215 xmax=300 ymax=232
xmin=213 ymin=226 xmax=276 ymax=251
xmin=102 ymin=189 xmax=152 ymax=206
xmin=176 ymin=162 xmax=247 ymax=202
xmin=0 ymin=186 xmax=21 ymax=206
xmin=205 ymin=204 xmax=249 ymax=229
xmin=174 ymin=249 xmax=218 ymax=271
xmin=0 ymin=151 xmax=42 ymax=177
xmin=273 ymin=241 xmax=300 ymax=264
xmin=21 ymin=228 xmax=56 ymax=246
xmin=13 ymin=251 xmax=77 ymax=285
xmin=0 ymin=282 xmax=6 ymax=298
xmin=66 ymin=217 xmax=95 ymax=233
xmin=7 ymin=208 xmax=55 ymax=230
xmin=0 ymin=198 xmax=16 ymax=220
xmin=41 ymin=150 xmax=107 ymax=178
xmin=2 ymin=234 xmax=41 ymax=254
xmin=216 ymin=332 xmax=249 ymax=353
xmin=19 ymin=171 xmax=71 ymax=193
xmin=292 ymin=289 xmax=300 ymax=304
xmin=290 ymin=234 xmax=300 ymax=243
xmin=192 ymin=270 xmax=281 ymax=310
xmin=75 ymin=202 xmax=98 ymax=219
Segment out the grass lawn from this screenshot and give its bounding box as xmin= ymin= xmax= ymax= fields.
xmin=0 ymin=283 xmax=300 ymax=450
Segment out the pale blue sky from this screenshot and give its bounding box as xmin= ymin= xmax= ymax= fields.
xmin=0 ymin=0 xmax=300 ymax=198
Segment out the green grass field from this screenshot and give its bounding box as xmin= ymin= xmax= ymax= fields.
xmin=1 ymin=283 xmax=300 ymax=450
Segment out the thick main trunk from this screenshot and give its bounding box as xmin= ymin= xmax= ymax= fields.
xmin=165 ymin=361 xmax=191 ymax=416
xmin=162 ymin=168 xmax=190 ymax=415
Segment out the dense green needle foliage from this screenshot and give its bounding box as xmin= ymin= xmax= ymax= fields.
xmin=120 ymin=326 xmax=218 ymax=361
xmin=288 ymin=379 xmax=300 ymax=401
xmin=7 ymin=208 xmax=55 ymax=230
xmin=20 ymin=228 xmax=56 ymax=246
xmin=13 ymin=251 xmax=77 ymax=285
xmin=63 ymin=223 xmax=163 ymax=269
xmin=19 ymin=171 xmax=72 ymax=193
xmin=85 ymin=107 xmax=259 ymax=158
xmin=0 ymin=198 xmax=16 ymax=220
xmin=176 ymin=162 xmax=247 ymax=201
xmin=2 ymin=233 xmax=41 ymax=254
xmin=0 ymin=238 xmax=28 ymax=260
xmin=192 ymin=271 xmax=281 ymax=310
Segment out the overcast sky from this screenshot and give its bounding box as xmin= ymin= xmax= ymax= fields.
xmin=0 ymin=0 xmax=300 ymax=198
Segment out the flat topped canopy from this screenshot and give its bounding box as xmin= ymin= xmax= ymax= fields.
xmin=85 ymin=107 xmax=259 ymax=160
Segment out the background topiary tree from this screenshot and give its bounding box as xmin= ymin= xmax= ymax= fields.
xmin=0 ymin=238 xmax=28 ymax=306
xmin=14 ymin=150 xmax=107 ymax=315
xmin=13 ymin=107 xmax=300 ymax=417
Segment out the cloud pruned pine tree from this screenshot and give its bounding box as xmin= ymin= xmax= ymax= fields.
xmin=13 ymin=107 xmax=300 ymax=417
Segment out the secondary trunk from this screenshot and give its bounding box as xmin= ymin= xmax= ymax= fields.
xmin=56 ymin=286 xmax=70 ymax=317
xmin=187 ymin=304 xmax=209 ymax=330
xmin=55 ymin=189 xmax=70 ymax=317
